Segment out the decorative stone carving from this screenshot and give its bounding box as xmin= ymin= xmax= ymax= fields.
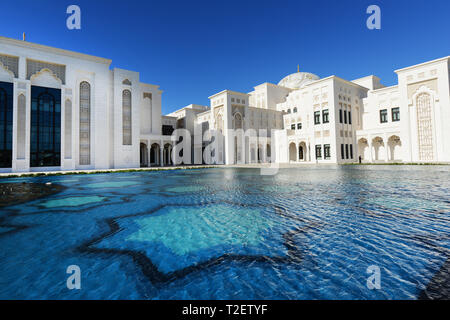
xmin=0 ymin=54 xmax=19 ymax=78
xmin=122 ymin=79 xmax=132 ymax=86
xmin=27 ymin=59 xmax=66 ymax=84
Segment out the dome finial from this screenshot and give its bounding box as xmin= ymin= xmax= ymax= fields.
xmin=297 ymin=64 xmax=299 ymax=73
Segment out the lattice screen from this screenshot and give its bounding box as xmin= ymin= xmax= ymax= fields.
xmin=79 ymin=82 xmax=90 ymax=165
xmin=0 ymin=54 xmax=19 ymax=78
xmin=122 ymin=90 xmax=132 ymax=145
xmin=416 ymin=93 xmax=434 ymax=161
xmin=27 ymin=59 xmax=66 ymax=84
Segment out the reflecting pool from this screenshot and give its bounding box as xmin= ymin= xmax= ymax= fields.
xmin=0 ymin=166 xmax=449 ymax=299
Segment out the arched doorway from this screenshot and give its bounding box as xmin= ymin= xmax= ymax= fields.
xmin=164 ymin=143 xmax=172 ymax=166
xmin=257 ymin=145 xmax=263 ymax=163
xmin=388 ymin=135 xmax=401 ymax=161
xmin=298 ymin=142 xmax=307 ymax=161
xmin=140 ymin=142 xmax=148 ymax=167
xmin=266 ymin=144 xmax=271 ymax=162
xmin=289 ymin=142 xmax=296 ymax=162
xmin=358 ymin=138 xmax=369 ymax=161
xmin=372 ymin=137 xmax=384 ymax=161
xmin=150 ymin=143 xmax=160 ymax=166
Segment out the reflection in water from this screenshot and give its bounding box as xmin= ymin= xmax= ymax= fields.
xmin=0 ymin=165 xmax=449 ymax=299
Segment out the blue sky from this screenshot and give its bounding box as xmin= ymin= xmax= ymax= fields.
xmin=1 ymin=0 xmax=449 ymax=114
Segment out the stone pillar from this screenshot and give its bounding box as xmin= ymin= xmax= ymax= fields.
xmin=368 ymin=135 xmax=373 ymax=162
xmin=384 ymin=133 xmax=389 ymax=162
xmin=148 ymin=141 xmax=151 ymax=167
xmin=160 ymin=145 xmax=164 ymax=167
xmin=296 ymin=142 xmax=299 ymax=162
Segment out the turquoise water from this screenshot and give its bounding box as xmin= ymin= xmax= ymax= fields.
xmin=0 ymin=166 xmax=449 ymax=299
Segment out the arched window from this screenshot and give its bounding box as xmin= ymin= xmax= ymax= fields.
xmin=216 ymin=114 xmax=223 ymax=133
xmin=234 ymin=113 xmax=242 ymax=129
xmin=122 ymin=90 xmax=132 ymax=145
xmin=287 ymin=109 xmax=291 ymax=114
xmin=293 ymin=107 xmax=297 ymax=113
xmin=79 ymin=81 xmax=91 ymax=165
xmin=30 ymin=87 xmax=61 ymax=167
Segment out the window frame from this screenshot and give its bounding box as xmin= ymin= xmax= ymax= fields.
xmin=380 ymin=109 xmax=388 ymax=123
xmin=322 ymin=109 xmax=329 ymax=123
xmin=314 ymin=111 xmax=321 ymax=125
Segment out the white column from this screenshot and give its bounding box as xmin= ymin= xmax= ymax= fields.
xmin=368 ymin=135 xmax=373 ymax=162
xmin=296 ymin=142 xmax=299 ymax=162
xmin=384 ymin=133 xmax=389 ymax=162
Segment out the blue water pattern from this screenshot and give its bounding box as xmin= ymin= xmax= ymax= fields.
xmin=0 ymin=166 xmax=449 ymax=299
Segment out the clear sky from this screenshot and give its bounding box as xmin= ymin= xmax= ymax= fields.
xmin=1 ymin=0 xmax=449 ymax=114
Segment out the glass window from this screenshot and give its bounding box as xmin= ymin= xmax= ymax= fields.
xmin=0 ymin=81 xmax=13 ymax=168
xmin=348 ymin=111 xmax=352 ymax=125
xmin=343 ymin=110 xmax=347 ymax=124
xmin=345 ymin=144 xmax=349 ymax=159
xmin=380 ymin=109 xmax=388 ymax=123
xmin=322 ymin=109 xmax=329 ymax=123
xmin=297 ymin=123 xmax=302 ymax=130
xmin=324 ymin=144 xmax=331 ymax=159
xmin=291 ymin=124 xmax=295 ymax=130
xmin=339 ymin=109 xmax=343 ymax=123
xmin=293 ymin=107 xmax=297 ymax=113
xmin=392 ymin=107 xmax=400 ymax=121
xmin=341 ymin=144 xmax=345 ymax=160
xmin=314 ymin=111 xmax=321 ymax=124
xmin=350 ymin=144 xmax=353 ymax=159
xmin=30 ymin=85 xmax=61 ymax=167
xmin=315 ymin=144 xmax=322 ymax=159
xmin=287 ymin=109 xmax=291 ymax=114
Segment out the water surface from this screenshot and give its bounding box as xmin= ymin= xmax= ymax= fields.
xmin=0 ymin=166 xmax=449 ymax=299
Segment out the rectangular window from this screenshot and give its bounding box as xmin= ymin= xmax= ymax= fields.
xmin=324 ymin=144 xmax=331 ymax=159
xmin=322 ymin=109 xmax=329 ymax=123
xmin=392 ymin=107 xmax=400 ymax=121
xmin=297 ymin=123 xmax=302 ymax=130
xmin=291 ymin=124 xmax=295 ymax=130
xmin=348 ymin=111 xmax=352 ymax=125
xmin=345 ymin=144 xmax=349 ymax=159
xmin=350 ymin=144 xmax=353 ymax=159
xmin=343 ymin=110 xmax=347 ymax=124
xmin=314 ymin=111 xmax=321 ymax=125
xmin=339 ymin=109 xmax=343 ymax=123
xmin=380 ymin=109 xmax=388 ymax=123
xmin=341 ymin=144 xmax=345 ymax=160
xmin=315 ymin=145 xmax=322 ymax=159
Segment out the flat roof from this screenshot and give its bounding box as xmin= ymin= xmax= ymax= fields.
xmin=394 ymin=56 xmax=449 ymax=73
xmin=0 ymin=36 xmax=112 ymax=65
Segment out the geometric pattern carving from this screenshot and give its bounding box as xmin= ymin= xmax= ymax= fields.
xmin=79 ymin=82 xmax=91 ymax=165
xmin=122 ymin=90 xmax=132 ymax=145
xmin=416 ymin=93 xmax=434 ymax=161
xmin=27 ymin=59 xmax=66 ymax=84
xmin=122 ymin=79 xmax=132 ymax=86
xmin=0 ymin=54 xmax=19 ymax=78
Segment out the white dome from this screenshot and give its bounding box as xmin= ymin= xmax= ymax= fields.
xmin=278 ymin=72 xmax=320 ymax=89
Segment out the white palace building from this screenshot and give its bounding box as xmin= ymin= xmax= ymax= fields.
xmin=0 ymin=35 xmax=449 ymax=173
